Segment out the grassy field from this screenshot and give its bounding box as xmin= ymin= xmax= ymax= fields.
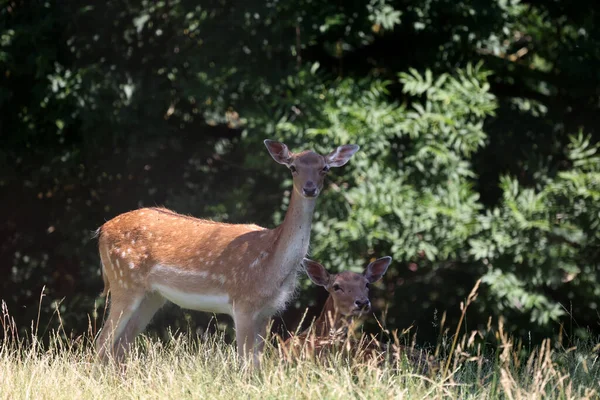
xmin=1 ymin=280 xmax=600 ymax=400
xmin=1 ymin=311 xmax=599 ymax=400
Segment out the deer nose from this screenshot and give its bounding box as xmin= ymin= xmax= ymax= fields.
xmin=303 ymin=182 xmax=318 ymax=197
xmin=355 ymin=299 xmax=370 ymax=310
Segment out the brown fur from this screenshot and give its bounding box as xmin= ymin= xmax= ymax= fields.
xmin=95 ymin=140 xmax=359 ymax=364
xmin=281 ymin=258 xmax=437 ymax=372
xmin=282 ymin=258 xmax=390 ymax=354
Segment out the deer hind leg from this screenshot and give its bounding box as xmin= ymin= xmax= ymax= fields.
xmin=114 ymin=292 xmax=166 ymax=358
xmin=96 ymin=293 xmax=144 ymax=363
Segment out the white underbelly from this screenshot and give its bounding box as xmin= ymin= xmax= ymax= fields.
xmin=152 ymin=283 xmax=233 ymax=315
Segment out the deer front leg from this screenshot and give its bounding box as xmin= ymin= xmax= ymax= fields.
xmin=254 ymin=314 xmax=271 ymax=360
xmin=233 ymin=310 xmax=258 ymax=366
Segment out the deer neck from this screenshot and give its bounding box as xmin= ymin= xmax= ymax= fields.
xmin=313 ymin=295 xmax=347 ymax=337
xmin=270 ymin=190 xmax=316 ymax=281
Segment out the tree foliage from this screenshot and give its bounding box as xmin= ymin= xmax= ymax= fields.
xmin=1 ymin=0 xmax=599 ymax=344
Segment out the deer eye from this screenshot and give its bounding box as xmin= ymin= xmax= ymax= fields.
xmin=322 ymin=165 xmax=330 ymax=173
xmin=366 ymin=282 xmax=370 ymax=289
xmin=289 ymin=165 xmax=297 ymax=173
xmin=333 ymin=284 xmax=342 ymax=292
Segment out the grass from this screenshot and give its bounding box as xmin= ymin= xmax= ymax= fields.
xmin=1 ymin=295 xmax=599 ymax=399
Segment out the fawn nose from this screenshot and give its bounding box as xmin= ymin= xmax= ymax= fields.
xmin=303 ymin=182 xmax=318 ymax=197
xmin=355 ymin=299 xmax=370 ymax=310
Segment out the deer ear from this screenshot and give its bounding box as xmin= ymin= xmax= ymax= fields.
xmin=325 ymin=144 xmax=360 ymax=168
xmin=365 ymin=256 xmax=392 ymax=283
xmin=264 ymin=139 xmax=292 ymax=166
xmin=302 ymin=258 xmax=330 ymax=287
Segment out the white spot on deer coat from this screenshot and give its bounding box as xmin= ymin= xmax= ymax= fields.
xmin=249 ymin=258 xmax=260 ymax=269
xmin=250 ymin=251 xmax=269 ymax=268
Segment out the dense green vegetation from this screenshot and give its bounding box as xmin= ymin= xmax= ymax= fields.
xmin=1 ymin=0 xmax=599 ymax=348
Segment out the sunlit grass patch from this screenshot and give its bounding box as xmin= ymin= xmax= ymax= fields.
xmin=1 ymin=299 xmax=599 ymax=399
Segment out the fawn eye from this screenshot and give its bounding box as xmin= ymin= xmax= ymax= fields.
xmin=289 ymin=165 xmax=297 ymax=173
xmin=366 ymin=282 xmax=370 ymax=289
xmin=322 ymin=165 xmax=330 ymax=173
xmin=333 ymin=284 xmax=342 ymax=292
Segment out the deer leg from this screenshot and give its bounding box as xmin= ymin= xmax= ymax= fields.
xmin=96 ymin=294 xmax=143 ymax=363
xmin=113 ymin=292 xmax=166 ymax=359
xmin=254 ymin=314 xmax=270 ymax=357
xmin=233 ymin=311 xmax=256 ymax=365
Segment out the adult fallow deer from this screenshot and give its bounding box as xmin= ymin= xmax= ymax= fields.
xmin=95 ymin=139 xmax=359 ymax=364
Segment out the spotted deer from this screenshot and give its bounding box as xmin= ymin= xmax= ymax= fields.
xmin=283 ymin=257 xmax=436 ymax=372
xmin=95 ymin=139 xmax=359 ymax=364
xmin=284 ymin=257 xmax=392 ymax=348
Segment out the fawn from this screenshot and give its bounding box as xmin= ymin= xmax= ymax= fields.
xmin=282 ymin=257 xmax=436 ymax=372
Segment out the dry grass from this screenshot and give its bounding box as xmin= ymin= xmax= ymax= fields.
xmin=1 ymin=296 xmax=599 ymax=399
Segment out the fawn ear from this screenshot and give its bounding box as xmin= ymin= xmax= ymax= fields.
xmin=325 ymin=144 xmax=360 ymax=167
xmin=302 ymin=258 xmax=330 ymax=287
xmin=264 ymin=139 xmax=292 ymax=166
xmin=364 ymin=256 xmax=392 ymax=283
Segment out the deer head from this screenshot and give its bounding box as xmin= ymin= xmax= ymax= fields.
xmin=264 ymin=140 xmax=359 ymax=198
xmin=302 ymin=256 xmax=392 ymax=316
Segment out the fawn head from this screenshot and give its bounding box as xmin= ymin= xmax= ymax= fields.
xmin=264 ymin=140 xmax=359 ymax=198
xmin=302 ymin=257 xmax=392 ymax=316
